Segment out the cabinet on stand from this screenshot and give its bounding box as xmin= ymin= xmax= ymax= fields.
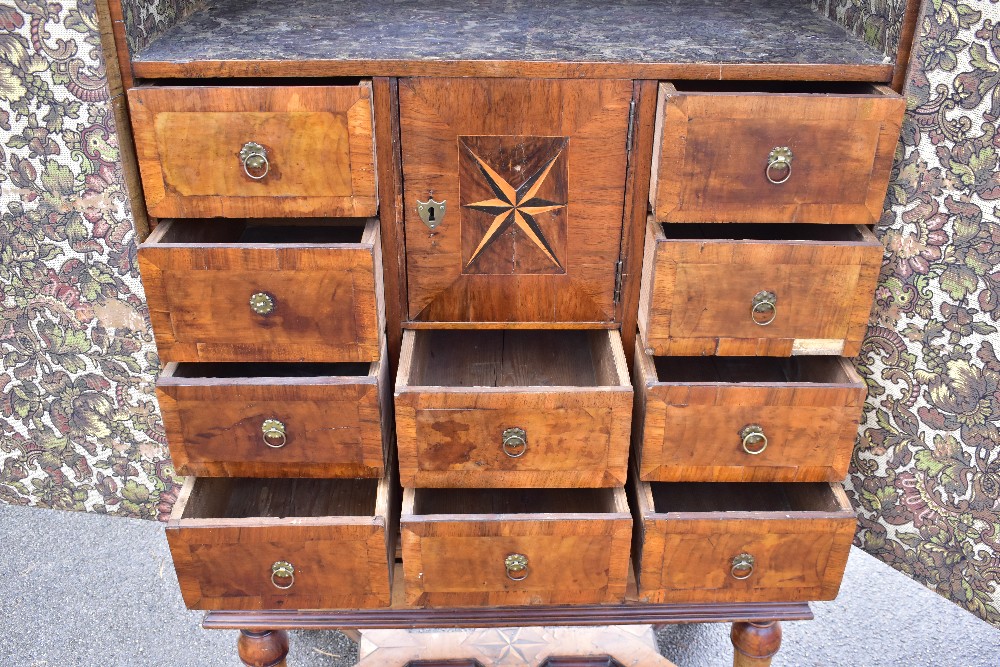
xmin=96 ymin=0 xmax=920 ymax=663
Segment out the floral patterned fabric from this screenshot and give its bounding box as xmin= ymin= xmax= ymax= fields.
xmin=1 ymin=0 xmax=999 ymax=628
xmin=849 ymin=0 xmax=1000 ymax=628
xmin=119 ymin=0 xmax=201 ymax=54
xmin=0 ymin=0 xmax=177 ymax=519
xmin=812 ymin=0 xmax=910 ymax=57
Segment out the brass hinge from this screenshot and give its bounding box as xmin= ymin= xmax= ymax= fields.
xmin=613 ymin=259 xmax=624 ymax=304
xmin=625 ymin=99 xmax=636 ymax=153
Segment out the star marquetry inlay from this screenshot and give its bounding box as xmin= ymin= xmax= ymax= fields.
xmin=462 ymin=143 xmax=567 ymax=270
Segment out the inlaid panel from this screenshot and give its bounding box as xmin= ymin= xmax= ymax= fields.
xmin=400 ymin=78 xmax=633 ymax=324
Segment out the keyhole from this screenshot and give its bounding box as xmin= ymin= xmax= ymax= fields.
xmin=427 ymin=207 xmax=436 ymax=222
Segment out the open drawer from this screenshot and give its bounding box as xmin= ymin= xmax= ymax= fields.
xmin=650 ymin=81 xmax=904 ymax=224
xmin=634 ymin=341 xmax=867 ymax=483
xmin=128 ymin=83 xmax=376 ymax=218
xmin=395 ymin=329 xmax=633 ymax=488
xmin=637 ymin=221 xmax=883 ymax=357
xmin=166 ymin=476 xmax=396 ymax=610
xmin=632 ymin=480 xmax=855 ymax=603
xmin=401 ymin=486 xmax=632 ymax=607
xmin=157 ymin=356 xmax=390 ymax=478
xmin=139 ymin=218 xmax=384 ymax=363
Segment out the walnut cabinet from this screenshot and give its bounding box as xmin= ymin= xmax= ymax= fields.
xmin=100 ymin=0 xmax=921 ymax=663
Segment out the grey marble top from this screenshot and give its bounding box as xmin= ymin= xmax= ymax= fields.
xmin=135 ymin=0 xmax=889 ymax=68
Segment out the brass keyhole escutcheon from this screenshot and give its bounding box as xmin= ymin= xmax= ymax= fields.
xmin=250 ymin=292 xmax=275 ymax=316
xmin=262 ymin=419 xmax=287 ymax=448
xmin=765 ymin=146 xmax=793 ymax=184
xmin=739 ymin=424 xmax=767 ymax=455
xmin=731 ymin=553 xmax=755 ymax=580
xmin=505 ymin=553 xmax=529 ymax=581
xmin=271 ymin=560 xmax=295 ymax=589
xmin=240 ymin=142 xmax=270 ymax=180
xmin=751 ymin=291 xmax=777 ymax=326
xmin=416 ymin=198 xmax=447 ymax=230
xmin=502 ymin=427 xmax=527 ymax=458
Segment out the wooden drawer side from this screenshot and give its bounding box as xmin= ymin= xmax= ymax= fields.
xmin=651 ymin=83 xmax=905 ymax=225
xmin=634 ymin=481 xmax=855 ymax=603
xmin=634 ymin=345 xmax=868 ymax=482
xmin=166 ymin=477 xmax=393 ymax=610
xmin=401 ymin=487 xmax=632 ymax=607
xmin=157 ymin=360 xmax=385 ymax=478
xmin=129 ymin=83 xmax=377 ymax=218
xmin=395 ymin=330 xmax=633 ymax=488
xmin=638 ymin=221 xmax=883 ymax=357
xmin=139 ymin=219 xmax=384 ymax=363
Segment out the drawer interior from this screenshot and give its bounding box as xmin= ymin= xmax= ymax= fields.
xmin=179 ymin=477 xmax=378 ymax=519
xmin=659 ymin=223 xmax=868 ymax=242
xmin=406 ymin=330 xmax=625 ymax=388
xmin=152 ymin=218 xmax=368 ymax=245
xmin=652 ymin=356 xmax=854 ymax=384
xmin=670 ymin=81 xmax=886 ymax=96
xmin=411 ymin=487 xmax=619 ymax=516
xmin=649 ymin=482 xmax=842 ymax=514
xmin=167 ymin=361 xmax=372 ymax=379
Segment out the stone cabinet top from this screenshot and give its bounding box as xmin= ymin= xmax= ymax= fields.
xmin=131 ymin=0 xmax=892 ymax=80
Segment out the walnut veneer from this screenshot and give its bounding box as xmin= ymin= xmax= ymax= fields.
xmin=97 ymin=0 xmax=921 ymax=664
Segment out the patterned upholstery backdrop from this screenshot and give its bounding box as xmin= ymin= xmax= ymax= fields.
xmin=0 ymin=0 xmax=178 ymax=519
xmin=847 ymin=0 xmax=1000 ymax=628
xmin=813 ymin=0 xmax=909 ymax=58
xmin=118 ymin=0 xmax=201 ymax=53
xmin=0 ymin=0 xmax=998 ymax=627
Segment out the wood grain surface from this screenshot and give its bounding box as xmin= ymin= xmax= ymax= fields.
xmin=401 ymin=487 xmax=632 ymax=607
xmin=395 ymin=330 xmax=633 ymax=488
xmin=399 ymin=77 xmax=632 ymax=324
xmin=157 ymin=355 xmax=388 ymax=478
xmin=166 ymin=476 xmax=395 ymax=610
xmin=632 ymin=480 xmax=855 ymax=603
xmin=138 ymin=218 xmax=384 ymax=363
xmin=372 ymin=77 xmax=407 ymax=373
xmin=637 ymin=221 xmax=884 ymax=357
xmin=128 ymin=84 xmax=376 ymax=218
xmin=633 ymin=341 xmax=867 ymax=482
xmin=650 ymin=83 xmax=905 ymax=224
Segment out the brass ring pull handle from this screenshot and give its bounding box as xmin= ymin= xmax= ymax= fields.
xmin=502 ymin=427 xmax=527 ymax=458
xmin=731 ymin=553 xmax=755 ymax=580
xmin=240 ymin=142 xmax=270 ymax=180
xmin=271 ymin=561 xmax=295 ymax=589
xmin=505 ymin=553 xmax=529 ymax=581
xmin=751 ymin=291 xmax=777 ymax=326
xmin=250 ymin=292 xmax=275 ymax=316
xmin=765 ymin=146 xmax=793 ymax=184
xmin=262 ymin=419 xmax=287 ymax=448
xmin=739 ymin=424 xmax=767 ymax=455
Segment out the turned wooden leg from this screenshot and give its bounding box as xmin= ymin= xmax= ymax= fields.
xmin=731 ymin=621 xmax=782 ymax=667
xmin=237 ymin=629 xmax=289 ymax=667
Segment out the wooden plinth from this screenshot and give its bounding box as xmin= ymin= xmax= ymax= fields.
xmin=212 ymin=602 xmax=807 ymax=666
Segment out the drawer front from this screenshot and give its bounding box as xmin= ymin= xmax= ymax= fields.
xmin=395 ymin=393 xmax=631 ymax=488
xmin=129 ymin=84 xmax=376 ymax=218
xmin=638 ymin=517 xmax=854 ymax=603
xmin=634 ymin=482 xmax=855 ymax=604
xmin=139 ymin=221 xmax=383 ymax=363
xmin=400 ymin=77 xmax=633 ymax=324
xmin=157 ymin=362 xmax=388 ymax=478
xmin=638 ymin=222 xmax=883 ymax=357
xmin=650 ymin=83 xmax=904 ymax=224
xmin=167 ymin=523 xmax=391 ymax=610
xmin=402 ymin=517 xmax=632 ymax=607
xmin=641 ymin=404 xmax=864 ymax=483
xmin=635 ymin=351 xmax=866 ymax=483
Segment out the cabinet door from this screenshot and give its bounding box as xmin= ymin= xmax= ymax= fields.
xmin=400 ymin=78 xmax=633 ymax=324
